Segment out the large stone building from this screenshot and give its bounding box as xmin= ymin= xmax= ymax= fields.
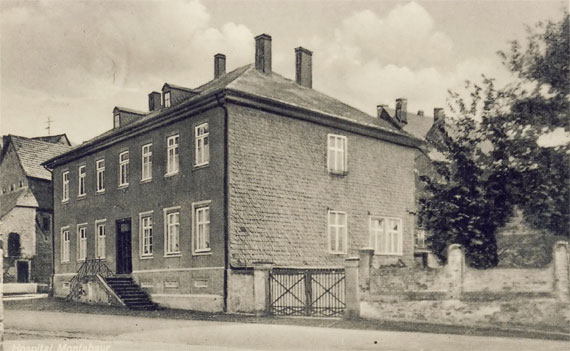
xmin=0 ymin=134 xmax=71 ymax=288
xmin=44 ymin=34 xmax=424 ymax=312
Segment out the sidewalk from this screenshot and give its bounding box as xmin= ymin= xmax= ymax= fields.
xmin=5 ymin=297 xmax=569 ymax=341
xmin=5 ymin=309 xmax=569 ymax=351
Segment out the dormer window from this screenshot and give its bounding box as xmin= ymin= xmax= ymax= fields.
xmin=164 ymin=91 xmax=171 ymax=108
xmin=113 ymin=114 xmax=120 ymax=128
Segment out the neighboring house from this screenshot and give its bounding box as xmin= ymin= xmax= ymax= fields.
xmin=0 ymin=134 xmax=71 ymax=288
xmin=44 ymin=34 xmax=424 ymax=313
xmin=378 ymin=102 xmax=445 ymax=262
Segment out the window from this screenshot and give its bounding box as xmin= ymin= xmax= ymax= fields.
xmin=195 ymin=123 xmax=209 ymax=166
xmin=8 ymin=233 xmax=21 ymax=257
xmin=193 ymin=201 xmax=211 ymax=253
xmin=164 ymin=91 xmax=171 ymax=108
xmin=62 ymin=171 xmax=70 ymax=201
xmin=164 ymin=207 xmax=180 ymax=255
xmin=19 ymin=181 xmax=23 ymax=188
xmin=370 ymin=217 xmax=403 ymax=255
xmin=77 ymin=225 xmax=87 ymax=261
xmin=96 ymin=159 xmax=105 ymax=192
xmin=119 ymin=151 xmax=129 ymax=186
xmin=113 ymin=114 xmax=120 ymax=128
xmin=61 ymin=227 xmax=70 ymax=263
xmin=328 ymin=210 xmax=347 ymax=254
xmin=78 ymin=166 xmax=86 ymax=197
xmin=95 ymin=220 xmax=106 ymax=259
xmin=141 ymin=143 xmax=152 ymax=181
xmin=140 ymin=212 xmax=153 ymax=257
xmin=327 ymin=134 xmax=347 ymax=174
xmin=166 ymin=135 xmax=179 ymax=175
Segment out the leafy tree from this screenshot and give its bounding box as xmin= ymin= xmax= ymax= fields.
xmin=419 ymin=14 xmax=569 ymax=268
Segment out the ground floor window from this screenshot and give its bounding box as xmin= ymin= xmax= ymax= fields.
xmin=96 ymin=220 xmax=106 ymax=259
xmin=61 ymin=227 xmax=70 ymax=263
xmin=77 ymin=225 xmax=88 ymax=261
xmin=370 ymin=217 xmax=403 ymax=255
xmin=140 ymin=212 xmax=153 ymax=257
xmin=192 ymin=201 xmax=211 ymax=254
xmin=328 ymin=210 xmax=347 ymax=254
xmin=164 ymin=207 xmax=180 ymax=255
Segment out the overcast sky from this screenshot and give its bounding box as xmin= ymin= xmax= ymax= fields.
xmin=0 ymin=0 xmax=566 ymax=144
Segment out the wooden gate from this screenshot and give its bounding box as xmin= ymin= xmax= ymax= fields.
xmin=268 ymin=268 xmax=345 ymax=317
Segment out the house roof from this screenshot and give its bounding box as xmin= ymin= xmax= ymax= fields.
xmin=382 ymin=107 xmax=434 ymax=140
xmin=31 ymin=134 xmax=71 ymax=146
xmin=6 ymin=135 xmax=71 ymax=180
xmin=46 ymin=64 xmax=419 ymax=167
xmin=113 ymin=107 xmax=146 ymax=115
xmin=0 ymin=187 xmax=38 ymax=219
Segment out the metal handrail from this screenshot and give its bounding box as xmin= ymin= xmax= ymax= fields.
xmin=67 ymin=259 xmax=115 ymax=301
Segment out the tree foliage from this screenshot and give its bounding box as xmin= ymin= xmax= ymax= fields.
xmin=419 ymin=14 xmax=569 ymax=268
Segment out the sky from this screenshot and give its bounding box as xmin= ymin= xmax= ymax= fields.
xmin=0 ymin=0 xmax=566 ymax=144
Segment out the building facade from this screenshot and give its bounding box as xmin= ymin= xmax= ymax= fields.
xmin=45 ymin=34 xmax=423 ymax=312
xmin=0 ymin=135 xmax=71 ymax=288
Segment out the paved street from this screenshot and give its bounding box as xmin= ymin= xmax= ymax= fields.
xmin=4 ymin=309 xmax=569 ymax=351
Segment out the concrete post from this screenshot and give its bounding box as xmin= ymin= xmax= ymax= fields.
xmin=344 ymin=257 xmax=360 ymax=320
xmin=358 ymin=249 xmax=374 ymax=291
xmin=445 ymin=244 xmax=464 ymax=299
xmin=553 ymin=241 xmax=569 ymax=302
xmin=252 ymin=262 xmax=273 ymax=316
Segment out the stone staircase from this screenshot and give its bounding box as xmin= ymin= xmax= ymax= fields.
xmin=105 ymin=276 xmax=158 ymax=310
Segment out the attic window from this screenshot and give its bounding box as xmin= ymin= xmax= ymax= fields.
xmin=113 ymin=114 xmax=120 ymax=129
xmin=164 ymin=91 xmax=171 ymax=108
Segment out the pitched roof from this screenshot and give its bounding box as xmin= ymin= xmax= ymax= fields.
xmin=7 ymin=135 xmax=71 ymax=180
xmin=382 ymin=107 xmax=434 ymax=140
xmin=31 ymin=134 xmax=71 ymax=146
xmin=46 ymin=64 xmax=420 ymax=167
xmin=0 ymin=187 xmax=38 ymax=219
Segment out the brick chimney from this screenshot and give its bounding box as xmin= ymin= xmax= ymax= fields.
xmin=295 ymin=47 xmax=312 ymax=88
xmin=434 ymin=108 xmax=445 ymax=122
xmin=395 ymin=98 xmax=408 ymax=124
xmin=255 ymin=34 xmax=272 ymax=74
xmin=417 ymin=110 xmax=424 ymax=117
xmin=148 ymin=92 xmax=162 ymax=112
xmin=214 ymin=53 xmax=226 ymax=79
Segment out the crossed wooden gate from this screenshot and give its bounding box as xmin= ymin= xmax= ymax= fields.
xmin=268 ymin=268 xmax=345 ymax=317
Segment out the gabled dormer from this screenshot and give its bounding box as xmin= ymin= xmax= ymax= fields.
xmin=113 ymin=107 xmax=146 ymax=129
xmin=161 ymin=83 xmax=199 ymax=109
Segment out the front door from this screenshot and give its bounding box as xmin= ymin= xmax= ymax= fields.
xmin=17 ymin=261 xmax=29 ymax=283
xmin=116 ymin=218 xmax=132 ymax=274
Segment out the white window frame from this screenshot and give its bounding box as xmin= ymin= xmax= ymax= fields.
xmin=113 ymin=114 xmax=120 ymax=128
xmin=327 ymin=134 xmax=347 ymax=174
xmin=119 ymin=151 xmax=129 ymax=187
xmin=61 ymin=226 xmax=70 ymax=263
xmin=166 ymin=135 xmax=180 ymax=175
xmin=164 ymin=91 xmax=171 ymax=108
xmin=62 ymin=171 xmax=70 ymax=202
xmin=78 ymin=165 xmax=86 ymax=197
xmin=95 ymin=219 xmax=106 ymax=259
xmin=96 ymin=159 xmax=105 ymax=193
xmin=328 ymin=210 xmax=347 ymax=254
xmin=192 ymin=200 xmax=211 ymax=255
xmin=77 ymin=224 xmax=88 ymax=262
xmin=369 ymin=216 xmax=403 ymax=256
xmin=195 ymin=123 xmax=209 ymax=167
xmin=139 ymin=211 xmax=154 ymax=258
xmin=164 ymin=206 xmax=181 ymax=256
xmin=141 ymin=143 xmax=152 ymax=181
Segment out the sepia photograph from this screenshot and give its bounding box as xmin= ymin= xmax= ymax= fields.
xmin=0 ymin=0 xmax=568 ymax=350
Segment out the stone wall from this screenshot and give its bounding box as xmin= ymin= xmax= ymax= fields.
xmin=359 ymin=242 xmax=570 ymax=329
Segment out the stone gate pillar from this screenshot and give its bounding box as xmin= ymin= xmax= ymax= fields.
xmin=445 ymin=244 xmax=464 ymax=299
xmin=253 ymin=261 xmax=273 ymax=316
xmin=359 ymin=249 xmax=374 ymax=291
xmin=553 ymin=241 xmax=569 ymax=302
xmin=344 ymin=257 xmax=360 ymax=320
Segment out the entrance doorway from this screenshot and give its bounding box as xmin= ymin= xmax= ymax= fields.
xmin=17 ymin=260 xmax=29 ymax=283
xmin=116 ymin=218 xmax=132 ymax=274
